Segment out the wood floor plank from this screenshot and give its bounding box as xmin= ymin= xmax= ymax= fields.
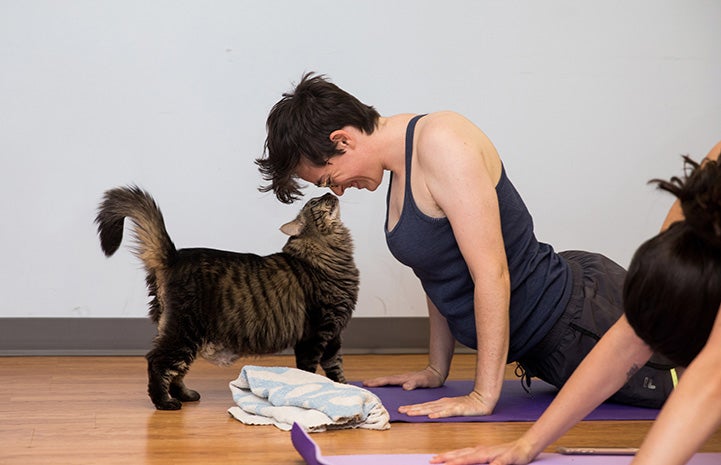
xmin=0 ymin=354 xmax=719 ymax=465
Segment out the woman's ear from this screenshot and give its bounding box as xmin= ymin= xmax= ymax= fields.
xmin=330 ymin=129 xmax=353 ymax=150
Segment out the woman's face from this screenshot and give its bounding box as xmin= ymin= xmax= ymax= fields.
xmin=295 ymin=150 xmax=382 ymax=196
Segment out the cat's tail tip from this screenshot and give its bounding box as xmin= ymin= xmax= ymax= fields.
xmin=95 ymin=185 xmax=176 ymax=270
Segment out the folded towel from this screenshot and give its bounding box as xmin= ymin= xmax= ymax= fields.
xmin=228 ymin=366 xmax=390 ymax=432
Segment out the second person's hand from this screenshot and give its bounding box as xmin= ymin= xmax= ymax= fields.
xmin=430 ymin=438 xmax=536 ymax=465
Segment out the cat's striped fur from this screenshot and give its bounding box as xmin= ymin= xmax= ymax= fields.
xmin=95 ymin=186 xmax=358 ymax=410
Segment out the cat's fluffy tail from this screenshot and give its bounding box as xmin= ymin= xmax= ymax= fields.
xmin=95 ymin=185 xmax=177 ymax=275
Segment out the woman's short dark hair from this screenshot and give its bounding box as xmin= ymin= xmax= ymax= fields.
xmin=256 ymin=72 xmax=380 ymax=203
xmin=624 ymin=156 xmax=721 ymax=367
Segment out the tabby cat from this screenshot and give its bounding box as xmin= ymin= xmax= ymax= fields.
xmin=95 ymin=186 xmax=359 ymax=410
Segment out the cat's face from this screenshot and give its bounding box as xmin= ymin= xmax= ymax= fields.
xmin=280 ymin=193 xmax=340 ymax=237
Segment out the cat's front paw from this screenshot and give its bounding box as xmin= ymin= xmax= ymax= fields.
xmin=326 ymin=371 xmax=346 ymax=384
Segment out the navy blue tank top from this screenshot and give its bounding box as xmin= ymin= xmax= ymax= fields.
xmin=385 ymin=115 xmax=571 ymax=361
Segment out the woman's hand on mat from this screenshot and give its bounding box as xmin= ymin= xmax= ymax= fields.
xmin=362 ymin=367 xmax=445 ymax=390
xmin=430 ymin=439 xmax=534 ymax=465
xmin=398 ymin=390 xmax=494 ymax=418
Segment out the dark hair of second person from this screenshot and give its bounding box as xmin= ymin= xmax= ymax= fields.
xmin=624 ymin=156 xmax=721 ymax=366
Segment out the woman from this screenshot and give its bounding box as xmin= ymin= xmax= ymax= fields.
xmin=256 ymin=72 xmax=674 ymax=418
xmin=432 ymin=140 xmax=721 ymax=465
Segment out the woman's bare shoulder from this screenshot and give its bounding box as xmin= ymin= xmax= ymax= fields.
xmin=415 ymin=111 xmax=489 ymax=150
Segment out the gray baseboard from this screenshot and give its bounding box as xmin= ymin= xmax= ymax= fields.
xmin=0 ymin=317 xmax=433 ymax=356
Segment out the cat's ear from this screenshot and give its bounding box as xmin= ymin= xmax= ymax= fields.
xmin=280 ymin=218 xmax=305 ymax=236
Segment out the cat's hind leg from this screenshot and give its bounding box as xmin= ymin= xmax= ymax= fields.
xmin=145 ymin=340 xmax=198 ymax=410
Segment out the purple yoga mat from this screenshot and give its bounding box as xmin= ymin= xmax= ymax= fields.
xmin=291 ymin=422 xmax=721 ymax=465
xmin=354 ymin=380 xmax=660 ymax=422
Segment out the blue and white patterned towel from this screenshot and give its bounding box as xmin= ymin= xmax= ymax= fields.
xmin=228 ymin=366 xmax=390 ymax=432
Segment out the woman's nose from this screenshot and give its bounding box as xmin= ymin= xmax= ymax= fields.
xmin=331 ymin=185 xmax=345 ymax=196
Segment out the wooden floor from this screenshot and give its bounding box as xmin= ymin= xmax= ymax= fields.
xmin=1 ymin=354 xmax=720 ymax=465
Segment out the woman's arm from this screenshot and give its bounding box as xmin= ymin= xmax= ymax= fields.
xmin=432 ymin=316 xmax=653 ymax=465
xmin=400 ymin=112 xmax=510 ymax=417
xmin=362 ymin=296 xmax=455 ymax=390
xmin=426 ymin=296 xmax=457 ymax=384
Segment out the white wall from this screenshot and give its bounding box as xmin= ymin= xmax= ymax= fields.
xmin=1 ymin=1 xmax=719 ymax=318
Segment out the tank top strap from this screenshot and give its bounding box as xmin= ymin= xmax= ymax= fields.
xmin=403 ymin=114 xmax=426 ymax=193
